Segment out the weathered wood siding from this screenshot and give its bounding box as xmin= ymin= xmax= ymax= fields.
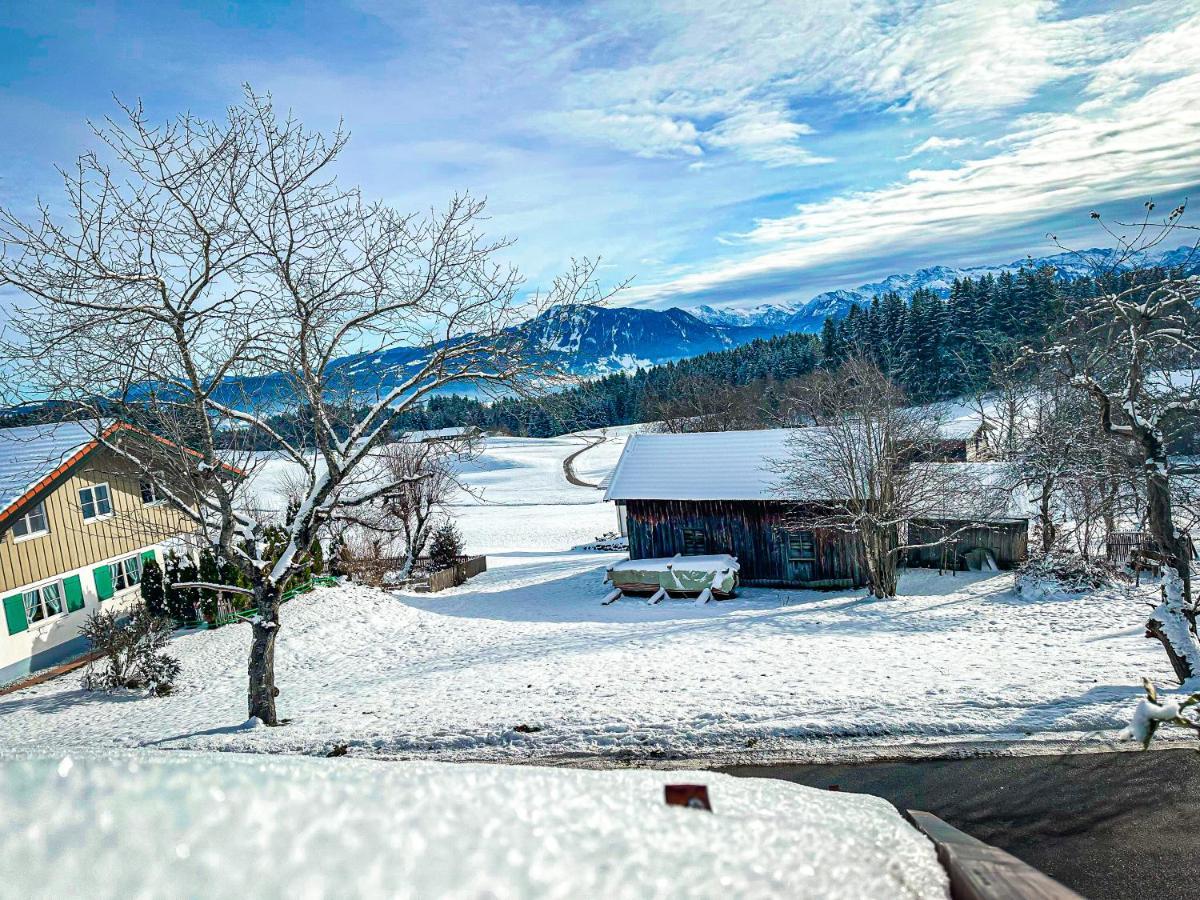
xmin=624 ymin=499 xmax=867 ymax=588
xmin=906 ymin=518 xmax=1029 ymax=570
xmin=0 ymin=447 xmax=195 ymax=593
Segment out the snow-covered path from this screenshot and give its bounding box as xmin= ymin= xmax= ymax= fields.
xmin=0 ymin=551 xmax=1175 ymax=762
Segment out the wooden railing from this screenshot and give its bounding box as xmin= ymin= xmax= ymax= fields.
xmin=906 ymin=810 xmax=1082 ymax=900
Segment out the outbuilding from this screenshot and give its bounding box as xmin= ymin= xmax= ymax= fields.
xmin=603 ymin=430 xmax=868 ymax=589
xmin=603 ymin=430 xmax=1030 ymax=588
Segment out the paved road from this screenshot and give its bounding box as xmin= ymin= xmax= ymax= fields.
xmin=723 ymin=748 xmax=1200 ymax=900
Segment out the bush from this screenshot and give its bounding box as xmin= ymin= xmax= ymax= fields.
xmin=1016 ymin=550 xmax=1127 ymax=596
xmin=140 ymin=558 xmax=167 ymax=618
xmin=80 ymin=604 xmax=181 ymax=695
xmin=428 ymin=521 xmax=464 ymax=571
xmin=163 ymin=552 xmax=199 ymax=623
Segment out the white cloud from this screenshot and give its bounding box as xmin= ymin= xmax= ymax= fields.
xmin=898 ymin=136 xmax=972 ymax=160
xmin=625 ymin=56 xmax=1200 ymax=304
xmin=538 ymin=0 xmax=1125 ymax=165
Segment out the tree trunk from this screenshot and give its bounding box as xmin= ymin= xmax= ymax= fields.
xmin=1038 ymin=476 xmax=1055 ymax=554
xmin=1141 ymin=451 xmax=1197 ymax=683
xmin=863 ymin=522 xmax=899 ymax=598
xmin=247 ymin=582 xmax=282 ymax=725
xmin=1147 ymin=570 xmax=1200 ymax=684
xmin=1144 ymin=461 xmax=1191 ymax=605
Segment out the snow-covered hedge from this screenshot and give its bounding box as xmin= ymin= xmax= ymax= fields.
xmin=1015 ymin=551 xmax=1128 ymax=598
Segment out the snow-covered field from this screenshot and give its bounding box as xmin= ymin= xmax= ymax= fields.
xmin=0 ymin=553 xmax=1174 ymax=762
xmin=0 ymin=427 xmax=1177 ymax=762
xmin=0 ymin=750 xmax=948 ymax=899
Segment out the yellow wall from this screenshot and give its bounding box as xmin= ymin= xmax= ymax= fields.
xmin=0 ymin=448 xmax=195 ymax=593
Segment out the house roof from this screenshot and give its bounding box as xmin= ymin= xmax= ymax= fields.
xmin=603 ymin=429 xmax=803 ymax=502
xmin=0 ymin=419 xmax=243 ymax=526
xmin=0 ymin=420 xmax=118 ymax=521
xmin=908 ymin=462 xmax=1031 ymax=521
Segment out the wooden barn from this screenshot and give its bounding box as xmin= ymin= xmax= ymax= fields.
xmin=604 ymin=431 xmax=1030 ymax=588
xmin=604 ymin=430 xmax=868 ymax=589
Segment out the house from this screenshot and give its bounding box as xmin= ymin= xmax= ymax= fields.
xmin=0 ymin=421 xmax=203 ymax=684
xmin=603 ymin=429 xmax=868 ymax=588
xmin=603 ymin=429 xmax=1030 ymax=589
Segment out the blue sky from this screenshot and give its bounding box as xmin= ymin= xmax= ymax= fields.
xmin=2 ymin=0 xmax=1200 ymax=316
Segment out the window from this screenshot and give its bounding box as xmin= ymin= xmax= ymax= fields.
xmin=11 ymin=502 xmax=49 ymax=540
xmin=79 ymin=483 xmax=113 ymax=521
xmin=110 ymin=554 xmax=143 ymax=592
xmin=22 ymin=580 xmax=64 ymax=625
xmin=140 ymin=479 xmax=162 ymax=505
xmin=682 ymin=528 xmax=707 ymax=556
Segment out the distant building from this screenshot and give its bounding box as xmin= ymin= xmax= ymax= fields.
xmin=603 ymin=429 xmax=1029 ymax=589
xmin=0 ymin=422 xmax=209 ymax=684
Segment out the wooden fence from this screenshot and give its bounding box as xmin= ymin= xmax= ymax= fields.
xmin=424 ymin=555 xmax=487 ymax=593
xmin=1105 ymin=531 xmax=1154 ymax=566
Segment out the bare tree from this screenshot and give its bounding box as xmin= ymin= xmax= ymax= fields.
xmin=0 ymin=89 xmax=612 ymax=724
xmin=379 ymin=434 xmax=469 ymax=579
xmin=647 ymin=375 xmax=762 ymax=433
xmin=1044 ymin=204 xmax=1200 ymax=681
xmin=777 ymin=358 xmax=973 ymax=598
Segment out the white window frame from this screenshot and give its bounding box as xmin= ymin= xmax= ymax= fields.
xmin=78 ymin=483 xmax=114 ymax=522
xmin=139 ymin=479 xmax=163 ymax=506
xmin=22 ymin=578 xmax=66 ymax=627
xmin=10 ymin=501 xmax=50 ymax=542
xmin=109 ymin=553 xmax=143 ymax=593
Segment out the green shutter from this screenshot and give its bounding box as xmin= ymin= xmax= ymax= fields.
xmin=3 ymin=594 xmax=27 ymax=635
xmin=63 ymin=575 xmax=85 ymax=613
xmin=93 ymin=565 xmax=114 ymax=601
xmin=141 ymin=549 xmax=156 ymax=565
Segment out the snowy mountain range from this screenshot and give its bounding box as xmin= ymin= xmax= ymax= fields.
xmin=690 ymin=245 xmax=1198 ymax=333
xmin=180 ymin=243 xmax=1200 ymax=405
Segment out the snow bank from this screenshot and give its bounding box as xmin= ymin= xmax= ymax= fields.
xmin=0 ymin=750 xmax=949 ymax=900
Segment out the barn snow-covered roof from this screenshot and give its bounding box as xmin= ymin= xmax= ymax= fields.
xmin=603 ymin=428 xmax=1030 ymax=521
xmin=603 ymin=429 xmax=805 ymax=502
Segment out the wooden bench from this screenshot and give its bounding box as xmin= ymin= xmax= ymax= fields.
xmin=906 ymin=810 xmax=1082 ymax=900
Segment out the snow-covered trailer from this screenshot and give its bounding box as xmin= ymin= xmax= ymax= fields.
xmin=606 ymin=554 xmax=740 ymax=598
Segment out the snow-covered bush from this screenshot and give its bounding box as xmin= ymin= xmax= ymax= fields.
xmin=573 ymin=532 xmax=628 ymax=552
xmin=80 ymin=606 xmax=181 ymax=696
xmin=429 ymin=522 xmax=465 ymax=571
xmin=1015 ymin=550 xmax=1127 ymax=598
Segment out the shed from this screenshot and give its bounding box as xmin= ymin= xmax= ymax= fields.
xmin=603 ymin=429 xmax=867 ymax=589
xmin=904 ymin=462 xmax=1030 ymax=570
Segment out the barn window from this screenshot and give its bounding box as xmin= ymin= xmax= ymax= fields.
xmin=682 ymin=528 xmax=707 ymax=556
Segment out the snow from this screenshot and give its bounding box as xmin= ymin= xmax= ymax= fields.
xmin=0 ymin=561 xmax=1176 ymax=762
xmin=0 ymin=425 xmax=1179 ymax=765
xmin=609 ymin=554 xmax=740 ymax=575
xmin=0 ymin=749 xmax=949 ymax=900
xmin=244 ymin=427 xmax=636 ymax=554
